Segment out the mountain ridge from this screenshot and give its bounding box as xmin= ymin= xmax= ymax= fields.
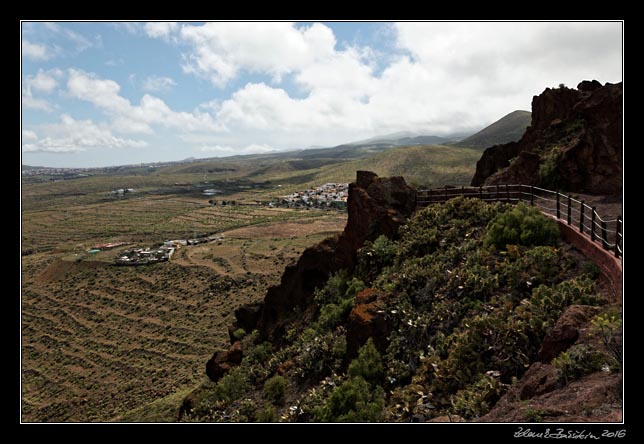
xmin=454 ymin=110 xmax=531 ymax=150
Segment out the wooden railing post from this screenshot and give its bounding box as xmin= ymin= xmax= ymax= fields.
xmin=479 ymin=186 xmax=483 ymax=200
xmin=506 ymin=184 xmax=510 ymax=203
xmin=590 ymin=208 xmax=596 ymax=242
xmin=601 ymin=220 xmax=608 ymax=250
xmin=567 ymin=195 xmax=572 ymax=225
xmin=444 ymin=186 xmax=448 ymax=202
xmin=615 ymin=216 xmax=622 ymax=258
xmin=519 ymin=184 xmax=523 ymax=203
xmin=556 ymin=192 xmax=560 ymax=219
xmin=579 ymin=201 xmax=585 ymax=233
xmin=461 ymin=186 xmax=464 ymax=197
xmin=496 ymin=184 xmax=500 ymax=201
xmin=530 ymin=185 xmax=534 ymax=206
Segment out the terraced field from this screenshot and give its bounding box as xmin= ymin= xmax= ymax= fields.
xmin=21 ymin=175 xmax=346 ymax=421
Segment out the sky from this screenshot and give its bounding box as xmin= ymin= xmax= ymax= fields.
xmin=21 ymin=21 xmax=623 ymax=168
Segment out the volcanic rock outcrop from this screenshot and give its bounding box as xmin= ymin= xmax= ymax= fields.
xmin=233 ymin=171 xmax=416 ymax=345
xmin=471 ymin=81 xmax=622 ymax=194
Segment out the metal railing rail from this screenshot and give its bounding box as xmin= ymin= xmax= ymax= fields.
xmin=416 ymin=184 xmax=622 ymax=258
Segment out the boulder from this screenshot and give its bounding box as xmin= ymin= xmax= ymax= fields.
xmin=233 ymin=302 xmax=264 ymax=333
xmin=518 ymin=362 xmax=562 ymax=400
xmin=346 ymin=288 xmax=391 ymax=359
xmin=537 ymin=305 xmax=600 ymax=362
xmin=205 ymin=341 xmax=243 ymax=382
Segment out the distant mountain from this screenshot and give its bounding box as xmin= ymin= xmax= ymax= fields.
xmin=346 ymin=131 xmax=420 ymax=145
xmin=455 ymin=110 xmax=532 ymax=150
xmin=347 ymin=132 xmax=452 ymax=147
xmin=22 ymin=164 xmax=45 ymax=171
xmin=269 ymin=133 xmax=456 ymax=162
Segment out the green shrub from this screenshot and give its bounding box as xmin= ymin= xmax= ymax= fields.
xmin=256 ymin=404 xmax=278 ymax=422
xmin=524 ymin=408 xmax=547 ymax=422
xmin=552 ymin=344 xmax=606 ymax=384
xmin=450 ymin=373 xmax=503 ymax=419
xmin=263 ymin=375 xmax=288 ymax=406
xmin=295 ymin=331 xmax=340 ymax=379
xmin=247 ymin=341 xmax=273 ymax=365
xmin=582 ymin=261 xmax=600 ymax=279
xmin=317 ymin=300 xmax=354 ymax=331
xmin=398 ymin=197 xmax=500 ymax=259
xmin=357 ymin=235 xmax=398 ymax=283
xmin=484 ymin=203 xmax=559 ymax=250
xmin=348 ymin=338 xmax=384 ymax=386
xmin=212 ymin=366 xmax=250 ymax=404
xmin=539 ymin=151 xmax=561 ymax=188
xmin=590 ymin=312 xmax=622 ymax=364
xmin=232 ymin=328 xmax=246 ymax=341
xmin=314 ymin=275 xmax=364 ymax=332
xmin=313 ymin=271 xmax=350 ymax=306
xmin=313 ymin=376 xmax=385 ymax=422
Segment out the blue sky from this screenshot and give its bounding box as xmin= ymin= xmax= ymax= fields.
xmin=21 ymin=21 xmax=623 ymax=168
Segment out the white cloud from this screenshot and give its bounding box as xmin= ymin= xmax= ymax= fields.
xmin=199 ymin=143 xmax=277 ymax=156
xmin=142 ymin=75 xmax=177 ymax=93
xmin=22 ymin=23 xmax=96 ymax=61
xmin=22 ymin=40 xmax=49 ymax=60
xmin=174 ymin=21 xmax=622 ymax=149
xmin=176 ymin=22 xmax=337 ymax=86
xmin=22 ymin=129 xmax=38 ymax=142
xmin=22 ymin=69 xmax=63 ymax=112
xmin=22 ymin=114 xmax=148 ymax=153
xmin=144 ymin=22 xmax=179 ymax=40
xmin=22 ymin=96 xmax=53 ymax=112
xmin=28 ymin=69 xmax=60 ymax=93
xmin=66 ymin=69 xmax=222 ymax=134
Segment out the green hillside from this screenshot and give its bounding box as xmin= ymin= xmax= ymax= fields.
xmin=454 ymin=110 xmax=531 ymax=150
xmin=178 ymin=197 xmax=611 ymax=423
xmin=255 ymin=145 xmax=481 ymax=196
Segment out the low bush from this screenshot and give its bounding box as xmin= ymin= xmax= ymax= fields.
xmin=263 ymin=375 xmax=288 ymax=406
xmin=552 ymin=344 xmax=607 ymax=384
xmin=256 ymin=404 xmax=277 ymax=422
xmin=348 ymin=339 xmax=384 ymax=386
xmin=312 ymin=376 xmax=385 ymax=422
xmin=450 ymin=373 xmax=503 ymax=419
xmin=590 ymin=312 xmax=622 ymax=364
xmin=484 ymin=203 xmax=559 ymax=250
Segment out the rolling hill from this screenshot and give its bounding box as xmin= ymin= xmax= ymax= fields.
xmin=454 ymin=110 xmax=531 ymax=150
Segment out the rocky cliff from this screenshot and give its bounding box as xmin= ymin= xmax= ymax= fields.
xmin=471 ymin=80 xmax=622 ymax=194
xmin=251 ymin=171 xmax=416 ymax=345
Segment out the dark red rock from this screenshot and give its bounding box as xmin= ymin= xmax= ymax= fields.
xmin=518 ymin=362 xmax=562 ymax=400
xmin=233 ymin=302 xmax=264 ymax=334
xmin=227 ymin=341 xmax=243 ymax=364
xmin=346 ymin=288 xmax=391 ymax=358
xmin=256 ymin=172 xmax=416 ymax=344
xmin=471 ymin=81 xmax=622 ymax=195
xmin=205 ymin=341 xmax=244 ymax=382
xmin=537 ymin=305 xmax=601 ymax=362
xmin=577 ymin=80 xmax=602 ymax=92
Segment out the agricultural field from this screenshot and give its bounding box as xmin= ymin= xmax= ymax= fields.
xmin=21 ymin=167 xmax=347 ymax=421
xmin=21 ymin=144 xmax=479 ymax=422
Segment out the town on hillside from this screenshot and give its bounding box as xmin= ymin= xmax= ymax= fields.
xmin=271 ymin=182 xmax=349 ymax=210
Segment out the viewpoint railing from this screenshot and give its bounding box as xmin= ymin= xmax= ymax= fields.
xmin=416 ymin=184 xmax=622 ymax=259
